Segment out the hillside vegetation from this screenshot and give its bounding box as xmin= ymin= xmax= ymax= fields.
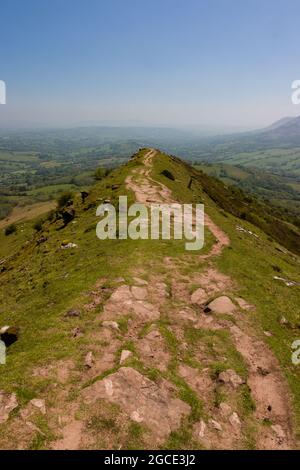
xmin=0 ymin=149 xmax=299 ymax=450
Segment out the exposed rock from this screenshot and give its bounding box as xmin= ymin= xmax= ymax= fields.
xmin=120 ymin=350 xmax=132 ymax=364
xmin=132 ymin=277 xmax=148 ymax=286
xmin=131 ymin=301 xmax=160 ymax=321
xmin=82 ymin=367 xmax=190 ymax=442
xmin=64 ymin=309 xmax=80 ymax=318
xmin=30 ymin=398 xmax=46 ymax=415
xmin=110 ymin=285 xmax=132 ymax=303
xmin=131 ymin=286 xmax=148 ymax=300
xmin=178 ymin=308 xmax=198 ymax=323
xmin=84 ymin=351 xmax=94 ymax=369
xmin=219 ymin=402 xmax=232 ymax=417
xmin=102 ymin=321 xmax=120 ymax=331
xmin=271 ymin=424 xmax=285 ymax=441
xmin=0 ymin=391 xmax=18 ymax=423
xmin=264 ymin=331 xmax=273 ymax=337
xmin=193 ymin=419 xmax=206 ymax=439
xmin=101 ymin=285 xmax=134 ymax=319
xmin=61 ymin=242 xmax=78 ymax=249
xmin=178 ymin=364 xmax=213 ymax=398
xmin=218 ymin=369 xmax=245 ymax=389
xmin=209 ymin=419 xmax=222 ymax=431
xmin=131 ymin=410 xmax=144 ymax=423
xmin=205 ymin=296 xmax=236 ymax=314
xmin=137 ymin=329 xmax=170 ymax=372
xmin=155 ymin=282 xmax=169 ymax=298
xmin=191 ymin=288 xmax=207 ymax=305
xmin=229 ymin=412 xmax=241 ymax=429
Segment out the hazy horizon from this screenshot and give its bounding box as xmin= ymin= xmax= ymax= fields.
xmin=1 ymin=0 xmax=300 ymax=130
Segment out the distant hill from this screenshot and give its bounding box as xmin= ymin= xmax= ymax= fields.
xmin=200 ymin=115 xmax=300 ymax=152
xmin=263 ymin=116 xmax=295 ymax=131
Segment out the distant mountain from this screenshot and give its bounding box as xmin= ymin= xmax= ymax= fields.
xmin=231 ymin=115 xmax=300 ymax=149
xmin=260 ymin=115 xmax=300 ymax=140
xmin=263 ymin=116 xmax=295 ymax=131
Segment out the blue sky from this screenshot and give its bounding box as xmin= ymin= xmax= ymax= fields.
xmin=1 ymin=0 xmax=300 ymax=129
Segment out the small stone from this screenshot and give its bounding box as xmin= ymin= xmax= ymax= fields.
xmin=84 ymin=351 xmax=94 ymax=369
xmin=120 ymin=350 xmax=132 ymax=364
xmin=205 ymin=296 xmax=236 ymax=314
xmin=131 ymin=410 xmax=143 ymax=422
xmin=271 ymin=424 xmax=285 ymax=440
xmin=191 ymin=288 xmax=207 ymax=305
xmin=198 ymin=419 xmax=206 ymax=438
xmin=229 ymin=412 xmax=241 ymax=429
xmin=64 ymin=309 xmax=80 ymax=318
xmin=0 ymin=391 xmax=18 ymax=423
xmin=209 ymin=419 xmax=222 ymax=431
xmin=257 ymin=366 xmax=270 ymax=376
xmin=156 ymin=282 xmax=169 ymax=298
xmin=110 ymin=285 xmax=132 ymax=303
xmin=102 ymin=321 xmax=120 ymax=331
xmin=30 ymin=399 xmax=46 ymax=415
xmin=218 ymin=369 xmax=245 ymax=389
xmin=264 ymin=331 xmax=272 ymax=337
xmin=0 ymin=326 xmax=10 ymax=335
xmin=61 ymin=242 xmax=77 ymax=249
xmin=219 ymin=402 xmax=232 ymax=417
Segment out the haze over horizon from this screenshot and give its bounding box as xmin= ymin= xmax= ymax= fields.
xmin=1 ymin=0 xmax=300 ymax=131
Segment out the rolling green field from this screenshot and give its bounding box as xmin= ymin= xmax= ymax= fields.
xmin=194 ymin=162 xmax=300 ymax=225
xmin=0 ymin=144 xmax=133 ymax=220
